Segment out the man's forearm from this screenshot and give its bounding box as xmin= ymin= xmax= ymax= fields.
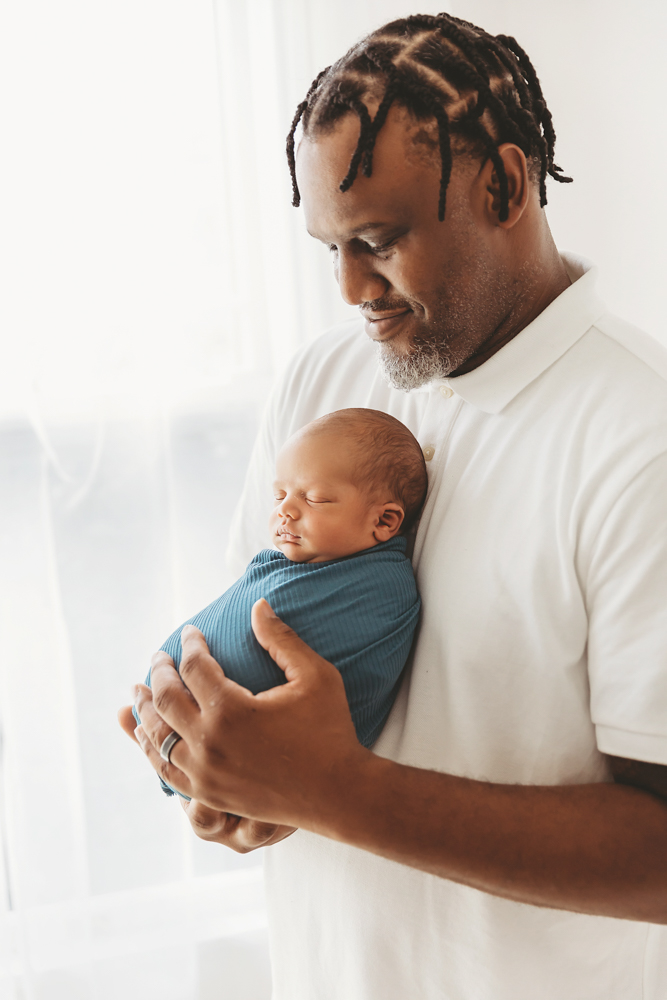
xmin=138 ymin=620 xmax=667 ymax=923
xmin=309 ymin=754 xmax=667 ymax=924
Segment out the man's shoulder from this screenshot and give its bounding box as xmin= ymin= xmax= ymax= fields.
xmin=563 ymin=314 xmax=667 ymax=468
xmin=591 ymin=314 xmax=667 ymax=387
xmin=558 ymin=312 xmax=667 ymax=425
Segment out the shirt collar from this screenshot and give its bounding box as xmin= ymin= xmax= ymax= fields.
xmin=428 ymin=252 xmax=607 ymax=414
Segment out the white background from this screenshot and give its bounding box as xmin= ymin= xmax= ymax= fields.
xmin=1 ymin=2 xmax=665 ymax=997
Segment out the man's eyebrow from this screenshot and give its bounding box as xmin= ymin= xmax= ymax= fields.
xmin=307 ymin=221 xmax=394 ymax=241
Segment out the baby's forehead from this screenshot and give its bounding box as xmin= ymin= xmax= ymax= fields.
xmin=288 ymin=423 xmax=375 ymax=458
xmin=278 ymin=421 xmax=406 ymax=484
xmin=276 ymin=427 xmax=358 ymax=473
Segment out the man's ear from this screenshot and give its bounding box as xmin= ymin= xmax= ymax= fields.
xmin=479 ymin=143 xmax=530 ymax=229
xmin=373 ymin=503 xmax=405 ymax=541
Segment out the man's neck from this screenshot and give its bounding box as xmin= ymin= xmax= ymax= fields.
xmin=451 ymin=242 xmax=571 ymax=378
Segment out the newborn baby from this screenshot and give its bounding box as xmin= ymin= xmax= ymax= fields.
xmin=139 ymin=407 xmax=427 ymax=795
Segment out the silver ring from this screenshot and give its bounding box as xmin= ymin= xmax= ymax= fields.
xmin=159 ymin=730 xmax=182 ymax=763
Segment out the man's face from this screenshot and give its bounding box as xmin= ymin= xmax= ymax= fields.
xmin=296 ymin=106 xmax=515 ymax=389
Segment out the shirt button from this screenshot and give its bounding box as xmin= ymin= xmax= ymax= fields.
xmin=439 ymin=385 xmax=454 ymax=399
xmin=422 ymin=445 xmax=435 ymax=462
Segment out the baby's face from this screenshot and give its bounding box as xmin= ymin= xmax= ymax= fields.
xmin=269 ymin=431 xmax=397 ymax=563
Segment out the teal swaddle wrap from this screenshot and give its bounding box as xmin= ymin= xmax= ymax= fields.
xmin=138 ymin=536 xmax=420 ymax=796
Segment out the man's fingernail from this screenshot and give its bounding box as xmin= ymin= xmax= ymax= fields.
xmin=132 ymin=684 xmax=140 ymax=701
xmin=182 ymin=624 xmax=194 ymax=636
xmin=259 ymin=599 xmax=277 ymax=617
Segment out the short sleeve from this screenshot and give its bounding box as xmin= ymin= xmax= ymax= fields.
xmin=587 ymin=451 xmax=667 ymax=764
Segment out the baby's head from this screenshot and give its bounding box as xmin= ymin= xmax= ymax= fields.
xmin=270 ymin=408 xmax=428 ymax=563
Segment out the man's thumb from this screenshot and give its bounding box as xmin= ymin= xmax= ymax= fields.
xmin=251 ymin=598 xmax=320 ymax=679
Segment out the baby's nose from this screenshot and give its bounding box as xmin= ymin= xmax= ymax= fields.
xmin=278 ymin=503 xmax=299 ymax=521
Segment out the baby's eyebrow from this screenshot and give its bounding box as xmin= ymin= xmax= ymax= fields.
xmin=272 ymin=479 xmax=346 ymax=497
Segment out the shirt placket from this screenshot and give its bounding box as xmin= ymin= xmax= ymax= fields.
xmin=411 ymin=382 xmax=464 ymax=569
xmin=417 ymin=382 xmax=463 ymax=474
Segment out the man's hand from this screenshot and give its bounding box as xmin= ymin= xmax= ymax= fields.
xmin=118 ymin=668 xmax=296 ymax=852
xmin=180 ymin=799 xmax=296 ymax=853
xmin=119 ymin=598 xmax=368 ymax=831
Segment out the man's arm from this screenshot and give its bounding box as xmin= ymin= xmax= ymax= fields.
xmin=128 ymin=605 xmax=667 ymax=924
xmin=607 ymin=755 xmax=667 ymax=804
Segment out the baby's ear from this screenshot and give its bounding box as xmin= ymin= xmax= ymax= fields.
xmin=373 ymin=503 xmax=405 ymax=541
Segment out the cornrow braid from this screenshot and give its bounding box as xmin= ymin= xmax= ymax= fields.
xmin=469 ymin=34 xmax=550 ymax=205
xmin=391 ymin=63 xmax=454 ymax=220
xmin=496 ymin=34 xmax=573 ymax=192
xmin=287 ymin=12 xmax=572 ymax=220
xmin=286 ymin=67 xmax=330 ymax=207
xmin=356 ymin=43 xmax=404 ymax=180
xmin=343 ymin=41 xmax=454 ymax=219
xmin=439 ymin=12 xmax=573 ymax=198
xmin=339 ymin=97 xmax=373 ymax=193
xmin=409 ymin=34 xmax=530 ymax=217
xmin=360 ymin=76 xmax=399 ymax=178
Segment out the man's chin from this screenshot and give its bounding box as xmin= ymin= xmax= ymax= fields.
xmin=374 ymin=341 xmax=454 ymax=392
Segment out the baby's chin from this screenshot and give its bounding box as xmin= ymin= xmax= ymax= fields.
xmin=274 ymin=538 xmax=333 ymax=563
xmin=275 ymin=538 xmax=313 ymax=561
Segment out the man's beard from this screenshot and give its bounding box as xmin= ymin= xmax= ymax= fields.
xmin=374 ymin=317 xmax=479 ymax=392
xmin=369 ymin=224 xmax=506 ymax=392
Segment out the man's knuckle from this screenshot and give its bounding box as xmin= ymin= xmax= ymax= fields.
xmin=179 ymin=651 xmax=201 ymax=680
xmin=229 ymin=841 xmax=252 ymax=854
xmin=190 ymin=812 xmax=217 ymax=834
xmin=250 ymin=820 xmax=276 ymax=842
xmin=152 ymin=686 xmax=175 ymax=715
xmin=151 ymin=651 xmax=173 ymax=670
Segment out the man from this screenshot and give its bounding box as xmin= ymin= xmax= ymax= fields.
xmin=121 ymin=13 xmax=667 ymax=999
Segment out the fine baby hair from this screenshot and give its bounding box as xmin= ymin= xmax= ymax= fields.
xmin=304 ymin=408 xmax=428 ymax=534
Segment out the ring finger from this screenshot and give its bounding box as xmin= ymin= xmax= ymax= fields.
xmin=133 ymin=683 xmax=194 ymax=798
xmin=133 ymin=683 xmax=176 ymax=754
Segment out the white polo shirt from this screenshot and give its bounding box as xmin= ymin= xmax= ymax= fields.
xmin=228 ymin=254 xmax=667 ymax=1000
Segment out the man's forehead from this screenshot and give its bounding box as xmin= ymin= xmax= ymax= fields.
xmin=296 ymin=109 xmax=435 ymax=181
xmin=305 ymin=219 xmax=399 ymax=240
xmin=295 ymin=111 xmax=440 ymax=238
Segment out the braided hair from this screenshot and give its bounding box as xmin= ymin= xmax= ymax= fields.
xmin=286 ymin=12 xmax=572 ymax=223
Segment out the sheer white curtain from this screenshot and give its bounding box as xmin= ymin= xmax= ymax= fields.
xmin=1 ymin=1 xmax=666 ymax=998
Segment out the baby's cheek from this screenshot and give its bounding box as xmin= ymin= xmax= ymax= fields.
xmin=313 ymin=515 xmax=339 ymax=545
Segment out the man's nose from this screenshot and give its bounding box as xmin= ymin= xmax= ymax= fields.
xmin=335 ymin=248 xmax=388 ymax=306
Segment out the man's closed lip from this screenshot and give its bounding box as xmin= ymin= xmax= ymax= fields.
xmin=362 ymin=308 xmax=412 ymax=340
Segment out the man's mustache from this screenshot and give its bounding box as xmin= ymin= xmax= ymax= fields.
xmin=360 ymin=296 xmax=412 ymax=313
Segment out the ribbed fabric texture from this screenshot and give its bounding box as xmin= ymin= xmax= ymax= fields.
xmin=138 ymin=537 xmax=420 ymax=796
